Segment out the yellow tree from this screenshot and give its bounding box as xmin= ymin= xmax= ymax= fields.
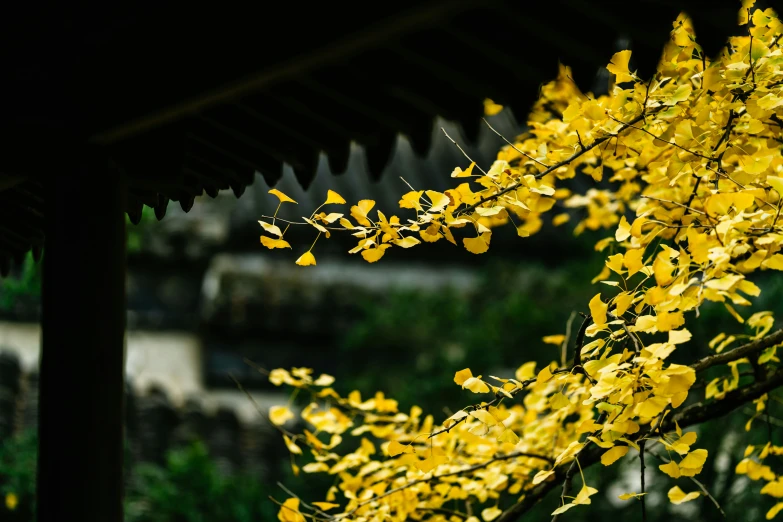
xmin=260 ymin=4 xmax=783 ymax=521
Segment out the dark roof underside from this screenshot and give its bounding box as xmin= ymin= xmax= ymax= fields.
xmin=0 ymin=0 xmax=742 ymax=273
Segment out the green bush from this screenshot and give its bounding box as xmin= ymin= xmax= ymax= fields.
xmin=125 ymin=441 xmax=276 ymax=522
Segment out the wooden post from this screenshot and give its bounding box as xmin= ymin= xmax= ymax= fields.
xmin=38 ymin=151 xmax=126 ymax=522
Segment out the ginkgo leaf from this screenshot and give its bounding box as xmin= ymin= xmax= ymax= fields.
xmin=278 ymin=498 xmax=306 ymax=522
xmin=269 ymin=406 xmax=294 ymax=426
xmin=482 ymin=506 xmax=502 ymax=522
xmin=462 ymin=377 xmax=490 ymax=393
xmin=351 ymin=200 xmax=376 ymax=227
xmin=425 ymin=190 xmax=451 ymax=212
xmin=543 ymin=334 xmax=566 ymax=345
xmin=601 ymin=446 xmax=629 ymax=465
xmin=768 ymin=503 xmax=783 ymax=520
xmin=454 ymin=368 xmax=473 ymax=385
xmin=589 ymin=293 xmax=608 ymax=326
xmin=607 ymin=50 xmax=634 ymax=83
xmin=574 ymin=485 xmax=598 ymax=505
xmin=549 ymin=392 xmax=572 ymax=410
xmin=261 ymin=236 xmax=292 ymax=249
xmin=387 ymin=440 xmax=414 ymax=457
xmin=393 ymin=236 xmax=421 ymax=248
xmin=615 ymin=215 xmax=631 ymax=241
xmin=668 ymin=485 xmax=700 ymax=504
xmin=452 ymin=162 xmax=476 ymax=178
xmin=302 ymin=462 xmax=329 ymax=473
xmin=533 ymin=469 xmax=555 ymax=485
xmin=464 ymin=233 xmax=491 ymax=254
xmin=618 ymin=492 xmax=647 ymax=500
xmin=312 ymin=502 xmax=340 ymax=511
xmin=361 ymin=245 xmax=390 ymax=263
xmin=269 ymin=188 xmax=297 ymax=204
xmin=324 ymin=190 xmax=346 ymax=205
xmin=498 ymin=428 xmax=520 ymax=444
xmin=551 ymin=502 xmax=577 ymax=516
xmin=259 ymin=221 xmax=283 ymax=237
xmin=295 ymin=251 xmax=316 ymax=266
xmin=283 ymin=434 xmax=302 ymax=455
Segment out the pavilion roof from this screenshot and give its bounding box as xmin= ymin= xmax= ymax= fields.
xmin=0 ymin=1 xmax=740 ymax=274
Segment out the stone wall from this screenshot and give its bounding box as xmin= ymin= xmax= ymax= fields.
xmin=0 ymin=350 xmax=283 ymax=481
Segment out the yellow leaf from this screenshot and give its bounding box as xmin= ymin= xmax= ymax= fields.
xmin=768 ymin=502 xmax=783 ymax=520
xmin=452 ymin=162 xmax=476 ymax=178
xmin=680 ymin=448 xmax=708 ymax=470
xmin=361 ymin=245 xmax=390 ymax=263
xmin=574 ymin=485 xmax=598 ymax=505
xmin=312 ymin=502 xmax=340 ymax=511
xmin=589 ymin=293 xmax=608 ymax=326
xmin=551 ymin=503 xmax=577 ymax=515
xmin=624 ymin=249 xmax=644 ymax=277
xmin=463 ymin=233 xmax=491 ymax=254
xmin=302 ymin=462 xmax=329 ymax=473
xmin=283 ymin=435 xmax=302 ymax=455
xmin=498 ymin=429 xmax=520 ymax=444
xmin=269 ymin=406 xmax=294 ymax=426
xmin=659 ymin=460 xmax=681 ymax=478
xmin=463 ymin=377 xmax=490 ymax=394
xmin=543 ymin=334 xmax=565 ymax=345
xmin=668 ymin=329 xmax=692 ymax=345
xmin=768 ymin=176 xmax=783 ymax=196
xmin=295 ymin=251 xmax=316 ymax=266
xmin=618 ymin=492 xmax=647 ymax=500
xmin=533 ymin=469 xmax=555 ymax=485
xmin=553 ymin=213 xmax=570 ymax=226
xmin=615 ymin=215 xmax=631 ymax=241
xmin=484 ymin=98 xmax=504 ymax=116
xmin=425 ymin=190 xmax=451 ymax=212
xmin=607 ymin=50 xmax=634 ymax=83
xmin=454 ymin=368 xmax=473 ymax=385
xmin=762 ymin=254 xmax=783 ymax=271
xmin=387 ymin=440 xmax=414 ymax=457
xmin=667 ymin=485 xmax=700 ymax=505
xmin=601 ymin=446 xmax=629 ymax=466
xmin=536 ymin=365 xmax=553 ymax=385
xmin=278 ymin=498 xmax=306 ymax=522
xmin=549 ymin=392 xmax=572 ymax=410
xmin=516 ymin=362 xmax=537 ymax=381
xmin=259 ymin=221 xmax=283 ymax=237
xmin=482 ymin=506 xmax=502 ymax=522
xmin=261 ymin=236 xmax=292 ymax=249
xmin=350 ymin=200 xmax=376 ymax=227
xmin=725 ymin=302 xmax=745 ymax=323
xmin=269 ymin=188 xmax=297 ymax=204
xmin=324 ymin=190 xmax=346 ymax=205
xmin=393 ymin=236 xmax=421 ymax=248
xmin=399 ymin=190 xmax=424 ymax=211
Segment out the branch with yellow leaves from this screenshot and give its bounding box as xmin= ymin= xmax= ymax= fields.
xmin=495 ymin=334 xmax=783 ymax=522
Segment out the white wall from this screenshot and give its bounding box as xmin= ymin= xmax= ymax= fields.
xmin=0 ymin=321 xmax=283 ymax=423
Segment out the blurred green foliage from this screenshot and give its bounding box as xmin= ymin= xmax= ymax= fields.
xmin=124 ymin=441 xmax=276 ymax=522
xmin=0 ymin=433 xmax=276 ymax=522
xmin=0 ymin=254 xmax=41 ymax=313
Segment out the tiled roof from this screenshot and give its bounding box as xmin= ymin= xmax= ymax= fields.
xmin=0 ymin=2 xmax=741 ymax=273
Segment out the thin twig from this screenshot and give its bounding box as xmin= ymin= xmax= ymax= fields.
xmin=441 ymin=128 xmax=487 ymax=175
xmin=648 ymin=450 xmax=726 ymax=518
xmin=460 ymin=112 xmax=651 ymax=215
xmin=639 ymin=440 xmax=647 ymax=522
xmin=483 ymin=118 xmax=549 ymax=168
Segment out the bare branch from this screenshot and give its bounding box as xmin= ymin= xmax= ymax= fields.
xmin=691 ymin=330 xmax=783 ymax=373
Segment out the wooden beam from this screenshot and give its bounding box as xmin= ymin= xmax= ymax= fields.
xmin=88 ymin=0 xmax=486 ymax=145
xmin=38 ymin=150 xmax=126 ymax=522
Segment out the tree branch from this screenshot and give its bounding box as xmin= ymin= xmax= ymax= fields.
xmin=691 ymin=329 xmax=783 ymax=373
xmin=495 ymin=369 xmax=783 ymax=522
